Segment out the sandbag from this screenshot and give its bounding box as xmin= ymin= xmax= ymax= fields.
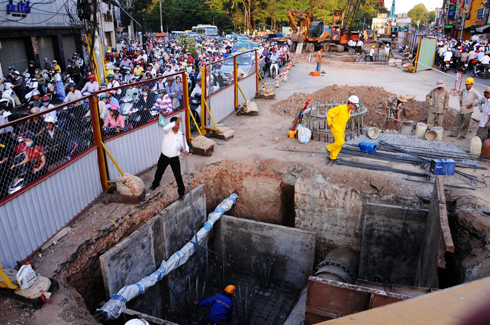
xmin=116 ymin=173 xmax=145 ymax=196
xmin=297 ymin=124 xmax=312 ymax=144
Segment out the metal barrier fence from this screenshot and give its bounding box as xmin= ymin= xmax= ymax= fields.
xmin=0 ymin=70 xmax=190 ymax=268
xmin=0 ymin=96 xmax=102 ymax=268
xmin=95 ymin=71 xmax=189 ymax=182
xmin=202 ymin=50 xmax=260 ymax=128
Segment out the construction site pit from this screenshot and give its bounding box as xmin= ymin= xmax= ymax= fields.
xmin=4 ymin=80 xmax=490 ymax=325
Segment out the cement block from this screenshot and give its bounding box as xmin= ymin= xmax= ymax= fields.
xmin=214 ymin=215 xmax=316 ymax=289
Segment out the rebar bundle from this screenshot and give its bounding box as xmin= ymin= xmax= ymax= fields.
xmin=254 ymin=254 xmax=276 ymax=288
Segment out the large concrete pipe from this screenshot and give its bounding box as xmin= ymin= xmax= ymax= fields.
xmin=283 ymin=248 xmax=359 ymax=325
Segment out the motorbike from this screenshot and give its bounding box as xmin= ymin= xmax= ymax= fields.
xmin=456 ymin=60 xmax=468 ymax=74
xmin=8 ymin=152 xmax=29 ymax=195
xmin=1 ymin=82 xmax=23 ymax=110
xmin=120 ymin=95 xmax=143 ymax=126
xmin=270 ymin=60 xmax=279 ymax=79
xmin=441 ymin=60 xmax=451 ymax=73
xmin=189 ymin=94 xmax=201 ymax=132
xmin=470 ymin=62 xmax=490 ymax=79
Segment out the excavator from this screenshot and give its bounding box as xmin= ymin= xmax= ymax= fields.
xmin=287 ymin=0 xmax=384 ymax=53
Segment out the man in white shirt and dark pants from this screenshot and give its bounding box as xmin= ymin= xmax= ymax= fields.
xmin=150 ymin=116 xmax=189 ymax=200
xmin=477 ymin=87 xmax=490 ymax=143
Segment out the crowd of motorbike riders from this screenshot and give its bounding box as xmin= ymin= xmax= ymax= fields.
xmin=0 ymin=32 xmax=291 ymax=200
xmin=435 ymin=37 xmax=490 ymax=77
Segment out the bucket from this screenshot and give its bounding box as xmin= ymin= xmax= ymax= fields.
xmin=367 ymin=127 xmax=380 ymax=139
xmin=425 ymin=130 xmax=439 ymax=142
xmin=432 ymin=126 xmax=444 ymax=141
xmin=16 ymin=262 xmax=38 ymax=290
xmin=415 ymin=123 xmax=427 ymax=139
xmin=470 ymin=137 xmax=482 ymax=157
xmin=401 ymin=120 xmax=414 ymax=136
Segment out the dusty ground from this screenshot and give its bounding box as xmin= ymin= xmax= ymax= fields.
xmin=2 ymin=53 xmax=490 ymax=325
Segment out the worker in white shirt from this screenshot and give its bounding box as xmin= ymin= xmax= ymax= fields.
xmin=477 ymin=88 xmax=490 ymax=143
xmin=369 ymin=45 xmax=375 ymax=61
xmin=149 ymin=116 xmax=189 ymax=200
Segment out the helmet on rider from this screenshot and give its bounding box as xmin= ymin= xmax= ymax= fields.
xmin=44 ymin=116 xmax=56 ymax=124
xmin=109 ymin=104 xmax=119 ymax=111
xmin=69 ymin=82 xmax=76 ymax=88
xmin=32 ymin=90 xmax=41 ymax=97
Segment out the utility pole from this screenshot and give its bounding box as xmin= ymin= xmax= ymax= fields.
xmin=460 ymin=5 xmax=465 ymax=40
xmin=159 ymin=0 xmax=163 ymax=32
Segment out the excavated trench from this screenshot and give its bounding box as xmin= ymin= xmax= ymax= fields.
xmin=57 ymin=160 xmax=489 ymax=324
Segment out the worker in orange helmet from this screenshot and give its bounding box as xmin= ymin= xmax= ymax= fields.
xmin=326 ymin=95 xmax=359 ymax=161
xmin=194 ymin=285 xmax=235 ymax=325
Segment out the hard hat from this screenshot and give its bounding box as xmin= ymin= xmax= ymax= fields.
xmin=44 ymin=116 xmax=55 ymax=124
xmin=465 ymin=77 xmax=474 ymax=84
xmin=224 ymin=285 xmax=236 ymax=294
xmin=348 ymin=95 xmax=359 ymax=105
xmin=372 ymin=45 xmax=375 ymax=48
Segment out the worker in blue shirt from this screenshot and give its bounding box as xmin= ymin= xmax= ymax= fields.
xmin=194 ymin=285 xmax=235 ymax=324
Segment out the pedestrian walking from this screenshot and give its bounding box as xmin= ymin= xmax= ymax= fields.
xmin=149 ymin=116 xmax=188 ymax=200
xmin=426 ymin=80 xmax=450 ymax=129
xmin=326 ymin=95 xmax=359 ymax=161
xmin=449 ymin=77 xmax=481 ymax=139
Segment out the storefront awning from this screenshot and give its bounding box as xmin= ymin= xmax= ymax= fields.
xmin=476 ymin=25 xmax=490 ymax=32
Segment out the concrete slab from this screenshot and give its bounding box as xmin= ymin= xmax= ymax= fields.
xmin=214 ymin=215 xmax=317 ymax=289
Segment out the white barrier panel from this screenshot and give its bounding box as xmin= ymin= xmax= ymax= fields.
xmin=105 ymin=111 xmax=187 ymax=181
xmin=0 ymin=149 xmax=102 ymax=268
xmin=206 ymin=85 xmax=235 ymax=127
xmin=237 ymin=75 xmax=257 ymax=105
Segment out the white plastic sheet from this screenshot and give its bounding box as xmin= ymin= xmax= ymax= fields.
xmin=96 ymin=193 xmax=238 ymax=320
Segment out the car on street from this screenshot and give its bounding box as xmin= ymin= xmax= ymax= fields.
xmin=220 ymin=52 xmax=265 ymax=85
xmin=232 ymin=41 xmax=259 ymax=53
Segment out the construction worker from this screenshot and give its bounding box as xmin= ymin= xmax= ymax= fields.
xmin=316 ymin=47 xmax=323 ymax=72
xmin=326 ymin=95 xmax=359 ymax=161
xmin=426 ymin=80 xmax=450 ymax=129
xmin=449 ymin=77 xmax=481 ymax=139
xmin=369 ymin=45 xmax=375 ymax=61
xmin=382 ymin=94 xmax=407 ymax=133
xmin=194 ymin=285 xmax=235 ymax=325
xmin=476 ymin=88 xmax=490 ymax=143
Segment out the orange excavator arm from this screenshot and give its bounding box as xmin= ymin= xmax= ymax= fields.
xmin=287 ymin=9 xmax=311 ymax=42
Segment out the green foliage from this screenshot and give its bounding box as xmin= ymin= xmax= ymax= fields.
xmin=139 ymin=0 xmax=404 ymax=33
xmin=175 ymin=34 xmax=198 ymax=57
xmin=407 ymin=3 xmax=431 ymax=27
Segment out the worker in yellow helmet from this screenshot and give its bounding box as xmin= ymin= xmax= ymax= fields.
xmin=326 ymin=95 xmax=359 ymax=160
xmin=449 ymin=77 xmax=481 ymax=139
xmin=195 ymin=285 xmax=235 ymax=324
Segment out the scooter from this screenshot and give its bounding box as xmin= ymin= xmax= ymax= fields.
xmin=441 ymin=60 xmax=451 ymax=73
xmin=189 ymin=94 xmax=201 ymax=132
xmin=1 ymin=82 xmax=22 ymax=110
xmin=270 ymin=60 xmax=279 ymax=78
xmin=471 ymin=62 xmax=490 ymax=78
xmin=457 ymin=60 xmax=468 ymax=74
xmin=8 ymin=152 xmax=29 ymax=195
xmin=120 ymin=95 xmax=142 ymax=126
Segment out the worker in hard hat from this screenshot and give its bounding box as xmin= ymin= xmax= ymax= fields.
xmin=382 ymin=94 xmax=407 ymax=133
xmin=194 ymin=285 xmax=235 ymax=324
xmin=449 ymin=77 xmax=481 ymax=139
xmin=326 ymin=95 xmax=359 ymax=160
xmin=369 ymin=45 xmax=375 ymax=61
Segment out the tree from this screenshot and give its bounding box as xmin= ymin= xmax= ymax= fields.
xmin=407 ymin=3 xmax=429 ymax=27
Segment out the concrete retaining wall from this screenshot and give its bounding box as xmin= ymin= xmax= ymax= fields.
xmin=294 ymin=172 xmax=363 ymax=261
xmin=214 ymin=215 xmax=316 ymax=289
xmin=100 ymin=185 xmax=206 ymax=318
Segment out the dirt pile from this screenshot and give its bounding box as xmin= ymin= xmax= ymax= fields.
xmin=271 ymin=85 xmax=479 ymax=132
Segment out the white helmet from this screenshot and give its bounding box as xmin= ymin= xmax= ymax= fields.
xmin=45 ymin=116 xmax=56 ymax=124
xmin=348 ymin=95 xmax=359 ymax=105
